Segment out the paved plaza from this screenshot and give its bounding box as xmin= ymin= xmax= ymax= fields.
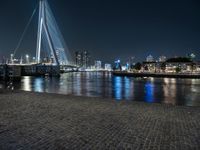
xmin=0 ymin=90 xmax=199 ymax=150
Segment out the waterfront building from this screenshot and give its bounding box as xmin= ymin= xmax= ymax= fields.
xmin=121 ymin=66 xmax=127 ymax=71
xmin=56 ymin=48 xmax=66 ymax=65
xmin=143 ymin=61 xmax=156 ymax=72
xmin=142 ymin=56 xmax=200 ymax=73
xmin=146 ymin=55 xmax=154 ymax=62
xmin=113 ymin=60 xmax=122 ymax=71
xmin=75 ymin=51 xmax=82 ymax=67
xmin=105 ymin=64 xmax=112 ymax=71
xmin=95 ymin=60 xmax=102 ymax=70
xmin=159 ymin=56 xmax=167 ymax=62
xmin=196 ymin=62 xmax=200 ymax=71
xmin=75 ymin=50 xmax=90 ymax=68
xmin=187 ymin=53 xmax=196 ymax=61
xmin=82 ymin=51 xmax=90 ymax=68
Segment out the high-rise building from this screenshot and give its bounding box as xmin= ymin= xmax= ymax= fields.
xmin=56 ymin=48 xmax=66 ymax=65
xmin=114 ymin=60 xmax=122 ymax=71
xmin=95 ymin=61 xmax=102 ymax=70
xmin=75 ymin=51 xmax=82 ymax=67
xmin=75 ymin=50 xmax=90 ymax=68
xmin=82 ymin=51 xmax=90 ymax=68
xmin=105 ymin=64 xmax=112 ymax=71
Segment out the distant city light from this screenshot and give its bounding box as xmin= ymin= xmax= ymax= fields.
xmin=26 ymin=54 xmax=30 ymax=64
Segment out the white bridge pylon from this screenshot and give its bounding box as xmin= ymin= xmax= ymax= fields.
xmin=36 ymin=0 xmax=71 ymax=65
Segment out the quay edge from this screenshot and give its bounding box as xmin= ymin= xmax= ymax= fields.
xmin=112 ymin=71 xmax=200 ymax=79
xmin=0 ymin=64 xmax=61 ymax=80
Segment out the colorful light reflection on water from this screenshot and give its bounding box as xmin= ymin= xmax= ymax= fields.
xmin=1 ymin=72 xmax=200 ymax=106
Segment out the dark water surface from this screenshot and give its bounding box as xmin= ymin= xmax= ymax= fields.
xmin=1 ymin=72 xmax=200 ymax=106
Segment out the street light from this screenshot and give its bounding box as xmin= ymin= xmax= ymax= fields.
xmin=26 ymin=54 xmax=29 ymax=64
xmin=32 ymin=57 xmax=36 ymax=63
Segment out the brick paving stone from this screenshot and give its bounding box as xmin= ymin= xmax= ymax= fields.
xmin=0 ymin=91 xmax=199 ymax=150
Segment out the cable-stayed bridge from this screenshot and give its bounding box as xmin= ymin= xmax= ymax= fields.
xmin=36 ymin=0 xmax=72 ymax=66
xmin=0 ymin=0 xmax=77 ymax=79
xmin=1 ymin=0 xmax=77 ymax=79
xmin=12 ymin=0 xmax=73 ymax=66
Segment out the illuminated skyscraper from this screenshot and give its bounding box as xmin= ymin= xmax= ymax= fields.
xmin=75 ymin=51 xmax=82 ymax=67
xmin=95 ymin=61 xmax=102 ymax=70
xmin=82 ymin=51 xmax=90 ymax=68
xmin=75 ymin=50 xmax=90 ymax=68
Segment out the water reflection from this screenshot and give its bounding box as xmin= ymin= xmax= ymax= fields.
xmin=22 ymin=76 xmax=31 ymax=91
xmin=124 ymin=77 xmax=131 ymax=100
xmin=1 ymin=72 xmax=200 ymax=106
xmin=145 ymin=81 xmax=154 ymax=103
xmin=34 ymin=78 xmax=44 ymax=92
xmin=113 ymin=76 xmax=122 ymax=100
xmin=185 ymin=79 xmax=199 ymax=106
xmin=163 ymin=78 xmax=177 ymax=105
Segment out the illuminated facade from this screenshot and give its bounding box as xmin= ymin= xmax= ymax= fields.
xmin=105 ymin=64 xmax=112 ymax=71
xmin=75 ymin=50 xmax=90 ymax=68
xmin=159 ymin=56 xmax=167 ymax=62
xmin=146 ymin=55 xmax=154 ymax=62
xmin=95 ymin=61 xmax=102 ymax=70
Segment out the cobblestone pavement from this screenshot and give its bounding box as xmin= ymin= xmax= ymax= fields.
xmin=0 ymin=91 xmax=199 ymax=150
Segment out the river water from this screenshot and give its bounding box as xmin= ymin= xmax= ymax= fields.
xmin=1 ymin=72 xmax=200 ymax=106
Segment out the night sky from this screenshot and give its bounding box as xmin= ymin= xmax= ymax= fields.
xmin=0 ymin=0 xmax=200 ymax=64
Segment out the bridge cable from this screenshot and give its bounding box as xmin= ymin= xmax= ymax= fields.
xmin=13 ymin=4 xmax=39 ymax=57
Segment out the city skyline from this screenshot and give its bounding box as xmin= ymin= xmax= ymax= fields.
xmin=0 ymin=0 xmax=200 ymax=63
xmin=0 ymin=1 xmax=200 ymax=148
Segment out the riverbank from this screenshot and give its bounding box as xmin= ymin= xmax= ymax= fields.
xmin=0 ymin=91 xmax=199 ymax=149
xmin=113 ymin=71 xmax=200 ymax=78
